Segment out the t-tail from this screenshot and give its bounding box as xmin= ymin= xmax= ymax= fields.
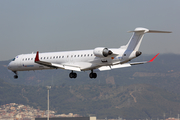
xmin=120 ymin=27 xmax=172 ymax=51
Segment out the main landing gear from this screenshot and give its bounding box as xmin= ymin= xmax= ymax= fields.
xmin=69 ymin=71 xmax=77 ymax=78
xmin=13 ymin=71 xmax=18 ymax=79
xmin=69 ymin=70 xmax=97 ymax=79
xmin=89 ymin=70 xmax=97 ymax=79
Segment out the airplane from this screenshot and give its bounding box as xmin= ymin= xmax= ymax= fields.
xmin=8 ymin=27 xmax=171 ymax=79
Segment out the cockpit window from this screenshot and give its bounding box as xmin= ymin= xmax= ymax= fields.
xmin=12 ymin=58 xmax=16 ymax=61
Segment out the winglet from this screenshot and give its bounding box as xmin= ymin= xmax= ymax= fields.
xmin=35 ymin=51 xmax=40 ymax=62
xmin=148 ymin=53 xmax=159 ymax=62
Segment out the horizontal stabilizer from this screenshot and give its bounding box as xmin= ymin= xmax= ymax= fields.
xmin=128 ymin=28 xmax=172 ymax=33
xmin=148 ymin=30 xmax=172 ymax=33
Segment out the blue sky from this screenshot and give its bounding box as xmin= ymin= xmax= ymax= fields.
xmin=0 ymin=0 xmax=179 ymax=60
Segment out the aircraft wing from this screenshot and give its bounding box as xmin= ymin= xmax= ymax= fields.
xmin=35 ymin=51 xmax=159 ymax=72
xmin=34 ymin=51 xmax=81 ymax=71
xmin=96 ymin=53 xmax=159 ymax=71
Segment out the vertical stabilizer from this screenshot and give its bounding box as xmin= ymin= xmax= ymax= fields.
xmin=121 ymin=27 xmax=148 ymax=51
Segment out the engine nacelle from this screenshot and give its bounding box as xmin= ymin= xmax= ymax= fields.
xmin=123 ymin=50 xmax=142 ymax=60
xmin=93 ymin=47 xmax=113 ymax=57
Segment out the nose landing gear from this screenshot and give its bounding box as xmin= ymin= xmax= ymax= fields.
xmin=14 ymin=75 xmax=18 ymax=79
xmin=13 ymin=71 xmax=18 ymax=79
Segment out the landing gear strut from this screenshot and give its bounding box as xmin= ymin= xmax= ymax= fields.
xmin=89 ymin=70 xmax=97 ymax=79
xmin=13 ymin=71 xmax=18 ymax=79
xmin=69 ymin=71 xmax=77 ymax=78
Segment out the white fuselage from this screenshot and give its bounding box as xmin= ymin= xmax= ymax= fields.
xmin=8 ymin=48 xmax=136 ymax=72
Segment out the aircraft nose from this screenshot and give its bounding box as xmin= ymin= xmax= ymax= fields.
xmin=8 ymin=62 xmax=13 ymax=70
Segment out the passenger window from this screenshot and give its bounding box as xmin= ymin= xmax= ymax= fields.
xmin=84 ymin=54 xmax=86 ymax=57
xmin=74 ymin=55 xmax=76 ymax=57
xmin=78 ymin=55 xmax=79 ymax=57
xmin=31 ymin=58 xmax=33 ymax=60
xmin=87 ymin=54 xmax=89 ymax=57
xmin=44 ymin=57 xmax=46 ymax=59
xmin=26 ymin=58 xmax=27 ymax=61
xmin=56 ymin=56 xmax=58 ymax=58
xmin=41 ymin=57 xmax=42 ymax=59
xmin=47 ymin=57 xmax=48 ymax=59
xmin=59 ymin=56 xmax=61 ymax=58
xmin=22 ymin=59 xmax=24 ymax=61
xmin=81 ymin=55 xmax=83 ymax=57
xmin=28 ymin=58 xmax=30 ymax=60
xmin=67 ymin=56 xmax=69 ymax=58
xmin=50 ymin=57 xmax=52 ymax=59
xmin=62 ymin=56 xmax=64 ymax=58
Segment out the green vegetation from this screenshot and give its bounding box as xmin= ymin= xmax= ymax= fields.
xmin=1 ymin=77 xmax=180 ymax=119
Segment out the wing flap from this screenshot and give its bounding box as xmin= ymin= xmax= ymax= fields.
xmin=98 ymin=66 xmax=111 ymax=71
xmin=51 ymin=63 xmax=64 ymax=68
xmin=97 ymin=64 xmax=131 ymax=71
xmin=111 ymin=64 xmax=131 ymax=69
xmin=64 ymin=66 xmax=81 ymax=71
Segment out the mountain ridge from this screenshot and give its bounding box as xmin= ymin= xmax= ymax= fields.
xmin=1 ymin=78 xmax=180 ymax=119
xmin=1 ymin=54 xmax=180 ymax=119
